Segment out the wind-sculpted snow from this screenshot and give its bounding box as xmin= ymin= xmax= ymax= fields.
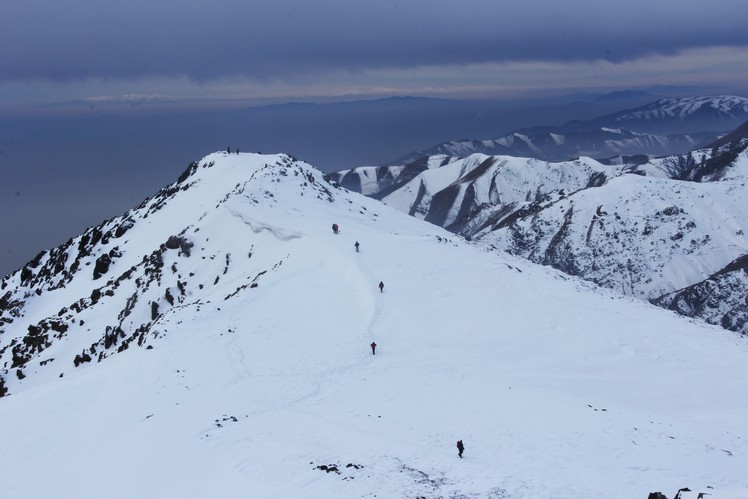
xmin=227 ymin=209 xmax=303 ymax=241
xmin=2 ymin=151 xmax=748 ymax=498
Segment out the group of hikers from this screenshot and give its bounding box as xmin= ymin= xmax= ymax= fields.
xmin=331 ymin=222 xmax=385 ymax=344
xmin=331 ymin=224 xmax=361 ymax=252
xmin=330 ymin=222 xmax=465 ymax=458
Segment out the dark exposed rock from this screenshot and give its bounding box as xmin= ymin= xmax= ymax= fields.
xmin=73 ymin=352 xmax=92 ymax=367
xmin=165 ymin=236 xmax=194 ymax=256
xmin=20 ymin=266 xmax=33 ymax=283
xmin=177 ymin=161 xmax=200 ymax=184
xmin=165 ymin=236 xmax=182 ymax=250
xmin=653 ymin=254 xmax=748 ymax=334
xmin=93 ymin=253 xmax=112 ymax=280
xmin=315 ymin=464 xmax=340 ymax=474
xmin=104 ymin=326 xmax=125 ymax=349
xmin=114 ymin=218 xmax=135 ymax=238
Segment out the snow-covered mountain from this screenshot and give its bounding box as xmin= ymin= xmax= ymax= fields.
xmin=392 ymin=96 xmax=748 ymax=164
xmin=392 ymin=127 xmax=715 ymax=164
xmin=3 ymin=152 xmax=748 ymax=498
xmin=330 ymin=125 xmax=748 ymax=335
xmin=590 ymin=95 xmax=748 ymax=134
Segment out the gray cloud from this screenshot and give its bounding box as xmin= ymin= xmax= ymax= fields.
xmin=3 ymin=0 xmax=748 ymax=82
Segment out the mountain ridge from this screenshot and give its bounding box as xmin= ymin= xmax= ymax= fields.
xmin=2 ymin=151 xmax=748 ymax=498
xmin=329 ymin=122 xmax=748 ymax=334
xmin=392 ymin=96 xmax=748 ymax=164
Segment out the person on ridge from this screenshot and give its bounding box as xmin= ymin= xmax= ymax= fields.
xmin=457 ymin=440 xmax=464 ymax=458
xmin=227 ymin=146 xmax=231 ymax=154
xmin=378 ymin=281 xmax=384 ymax=293
xmin=370 ymin=342 xmax=376 ymax=355
xmin=355 ymin=241 xmax=360 ymax=252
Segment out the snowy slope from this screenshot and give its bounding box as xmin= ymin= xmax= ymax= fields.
xmin=327 ymin=129 xmax=748 ymax=335
xmin=2 ymin=153 xmax=748 ymax=498
xmin=482 ymin=166 xmax=748 ymax=298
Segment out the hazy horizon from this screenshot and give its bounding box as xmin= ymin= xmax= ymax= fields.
xmin=4 ymin=90 xmax=748 ymax=278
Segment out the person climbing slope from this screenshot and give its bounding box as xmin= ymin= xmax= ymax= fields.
xmin=332 ymin=223 xmax=339 ymax=234
xmin=378 ymin=281 xmax=384 ymax=293
xmin=354 ymin=241 xmax=360 ymax=253
xmin=370 ymin=342 xmax=376 ymax=355
xmin=457 ymin=440 xmax=464 ymax=458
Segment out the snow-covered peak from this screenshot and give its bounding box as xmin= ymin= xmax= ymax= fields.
xmin=2 ymin=150 xmax=748 ymax=498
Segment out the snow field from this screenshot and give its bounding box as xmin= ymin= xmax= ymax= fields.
xmin=2 ymin=152 xmax=748 ymax=498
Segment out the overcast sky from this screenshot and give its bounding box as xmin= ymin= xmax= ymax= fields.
xmin=2 ymin=0 xmax=748 ymax=114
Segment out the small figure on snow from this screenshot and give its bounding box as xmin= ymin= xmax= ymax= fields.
xmin=332 ymin=223 xmax=339 ymax=235
xmin=378 ymin=281 xmax=384 ymax=293
xmin=370 ymin=342 xmax=376 ymax=355
xmin=457 ymin=440 xmax=464 ymax=458
xmin=236 ymin=147 xmax=240 ymax=154
xmin=227 ymin=146 xmax=231 ymax=154
xmin=354 ymin=241 xmax=360 ymax=253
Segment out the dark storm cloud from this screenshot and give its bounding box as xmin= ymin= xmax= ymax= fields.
xmin=3 ymin=0 xmax=748 ymax=82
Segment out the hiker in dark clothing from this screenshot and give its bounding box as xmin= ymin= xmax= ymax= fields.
xmin=378 ymin=281 xmax=384 ymax=293
xmin=332 ymin=223 xmax=339 ymax=234
xmin=227 ymin=146 xmax=231 ymax=154
xmin=370 ymin=342 xmax=376 ymax=355
xmin=355 ymin=241 xmax=360 ymax=252
xmin=457 ymin=440 xmax=464 ymax=458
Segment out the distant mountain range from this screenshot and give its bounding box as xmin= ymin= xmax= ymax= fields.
xmin=391 ymin=127 xmax=716 ymax=164
xmin=392 ymin=96 xmax=748 ymax=164
xmin=330 ymin=117 xmax=748 ymax=334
